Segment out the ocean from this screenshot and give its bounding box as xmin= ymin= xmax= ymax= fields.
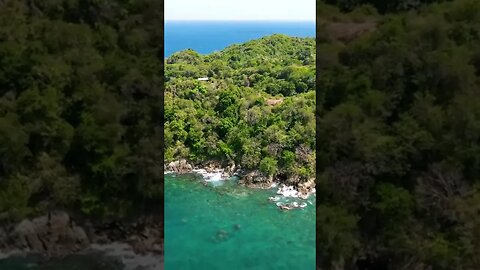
xmin=165 ymin=21 xmax=315 ymax=57
xmin=164 ymin=174 xmax=316 ymax=270
xmin=0 ymin=244 xmax=163 ymax=270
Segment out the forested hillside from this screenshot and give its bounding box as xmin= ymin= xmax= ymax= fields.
xmin=317 ymin=0 xmax=480 ymax=269
xmin=165 ymin=35 xmax=316 ymax=183
xmin=323 ymin=0 xmax=449 ymax=13
xmin=0 ymin=0 xmax=163 ymax=221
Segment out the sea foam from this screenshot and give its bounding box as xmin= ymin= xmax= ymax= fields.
xmin=192 ymin=169 xmax=225 ymax=182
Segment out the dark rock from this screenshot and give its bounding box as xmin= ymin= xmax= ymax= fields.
xmin=4 ymin=211 xmax=89 ymax=256
xmin=216 ymin=229 xmax=229 ymax=241
xmin=239 ymin=170 xmax=273 ymax=189
xmin=1 ymin=213 xmax=164 ymax=259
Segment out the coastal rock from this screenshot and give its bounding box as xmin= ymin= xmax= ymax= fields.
xmin=7 ymin=211 xmax=90 ymax=256
xmin=197 ymin=160 xmax=238 ymax=179
xmin=226 ymin=161 xmax=239 ymax=176
xmin=13 ymin=219 xmax=43 ymax=251
xmin=298 ymin=178 xmax=316 ymax=198
xmin=239 ymin=170 xmax=273 ymax=189
xmin=166 ymin=159 xmax=193 ymax=174
xmin=222 ymin=160 xmax=238 ymax=178
xmin=124 ymin=218 xmax=164 ymax=255
xmin=0 ymin=227 xmax=7 ymax=249
xmin=203 ymin=160 xmax=223 ymax=173
xmin=0 ymin=212 xmax=164 ymax=260
xmin=286 ymin=174 xmax=301 ymax=185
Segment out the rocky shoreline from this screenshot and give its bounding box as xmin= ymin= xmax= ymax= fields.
xmin=0 ymin=159 xmax=314 ymax=261
xmin=0 ymin=211 xmax=163 ymax=266
xmin=165 ymin=159 xmax=316 ymax=199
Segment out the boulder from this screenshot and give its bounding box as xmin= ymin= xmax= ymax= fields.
xmin=7 ymin=211 xmax=90 ymax=256
xmin=13 ymin=219 xmax=43 ymax=251
xmin=0 ymin=212 xmax=165 ymax=258
xmin=239 ymin=170 xmax=273 ymax=189
xmin=224 ymin=161 xmax=237 ymax=176
xmin=201 ymin=160 xmax=224 ymax=173
xmin=166 ymin=159 xmax=192 ymax=174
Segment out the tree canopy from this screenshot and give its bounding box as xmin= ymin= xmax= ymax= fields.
xmin=165 ymin=35 xmax=316 ymax=183
xmin=317 ymin=0 xmax=480 ymax=269
xmin=0 ymin=0 xmax=163 ymax=221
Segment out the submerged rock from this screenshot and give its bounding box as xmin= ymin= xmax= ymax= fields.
xmin=215 ymin=229 xmax=229 ymax=242
xmin=276 ymin=202 xmax=308 ymax=211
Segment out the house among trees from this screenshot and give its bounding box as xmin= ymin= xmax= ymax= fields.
xmin=197 ymin=77 xmax=209 ymax=81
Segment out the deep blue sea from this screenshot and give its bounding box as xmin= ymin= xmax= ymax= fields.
xmin=165 ymin=21 xmax=315 ymax=57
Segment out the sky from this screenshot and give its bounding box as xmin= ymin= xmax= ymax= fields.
xmin=165 ymin=0 xmax=315 ymax=21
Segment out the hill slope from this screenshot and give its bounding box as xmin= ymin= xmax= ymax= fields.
xmin=165 ymin=35 xmax=316 ymax=185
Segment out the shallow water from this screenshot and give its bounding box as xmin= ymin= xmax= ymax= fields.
xmin=164 ymin=174 xmax=315 ymax=270
xmin=0 ymin=253 xmax=123 ymax=270
xmin=0 ymin=243 xmax=163 ymax=270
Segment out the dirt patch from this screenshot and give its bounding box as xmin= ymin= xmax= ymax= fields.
xmin=322 ymin=21 xmax=376 ymax=43
xmin=266 ymin=98 xmax=284 ymax=106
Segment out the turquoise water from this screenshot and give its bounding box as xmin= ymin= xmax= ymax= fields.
xmin=165 ymin=21 xmax=315 ymax=57
xmin=164 ymin=174 xmax=315 ymax=270
xmin=0 ymin=253 xmax=123 ymax=270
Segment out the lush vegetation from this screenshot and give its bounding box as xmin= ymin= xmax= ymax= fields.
xmin=165 ymin=35 xmax=316 ymax=182
xmin=317 ymin=0 xmax=480 ymax=269
xmin=0 ymin=0 xmax=163 ymax=221
xmin=323 ymin=0 xmax=450 ymax=13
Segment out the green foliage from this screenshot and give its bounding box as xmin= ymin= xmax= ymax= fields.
xmin=318 ymin=0 xmax=480 ymax=268
xmin=0 ymin=114 xmax=29 ymax=174
xmin=165 ymin=35 xmax=315 ymax=182
xmin=373 ymin=183 xmax=414 ymax=224
xmin=259 ymin=157 xmax=278 ymax=176
xmin=322 ymin=0 xmax=449 ymax=13
xmin=316 ymin=205 xmax=359 ymax=269
xmin=0 ymin=0 xmax=163 ymax=221
xmin=0 ymin=174 xmax=33 ymax=221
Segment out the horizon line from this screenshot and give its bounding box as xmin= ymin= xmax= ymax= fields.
xmin=165 ymin=19 xmax=315 ymax=22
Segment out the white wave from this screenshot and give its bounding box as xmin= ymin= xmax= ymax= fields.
xmin=0 ymin=250 xmax=21 ymax=260
xmin=192 ymin=169 xmax=225 ymax=182
xmin=268 ymin=196 xmax=281 ymax=202
xmin=276 ymin=184 xmax=299 ymax=198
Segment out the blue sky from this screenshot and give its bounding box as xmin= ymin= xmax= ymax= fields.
xmin=165 ymin=0 xmax=315 ymax=21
